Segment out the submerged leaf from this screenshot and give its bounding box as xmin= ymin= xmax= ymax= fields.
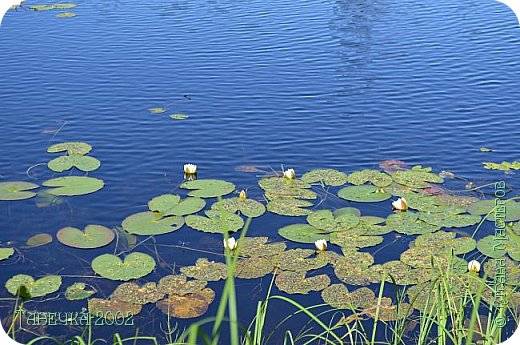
xmin=91 ymin=252 xmax=156 ymax=281
xmin=0 ymin=181 xmax=39 ymax=201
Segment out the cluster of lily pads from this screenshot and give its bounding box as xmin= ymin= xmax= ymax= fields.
xmin=148 ymin=107 xmax=189 ymax=120
xmin=10 ymin=3 xmax=78 ymax=18
xmin=1 ymin=157 xmax=520 ymax=324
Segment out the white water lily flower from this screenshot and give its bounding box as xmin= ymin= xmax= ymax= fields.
xmin=392 ymin=197 xmax=408 ymax=211
xmin=283 ymin=168 xmax=296 ymax=179
xmin=314 ymin=239 xmax=327 ymax=251
xmin=239 ymin=190 xmax=247 ymax=199
xmin=224 ymin=237 xmax=238 ymax=251
xmin=468 ymin=260 xmax=481 ymax=273
xmin=184 ymin=163 xmax=197 ymax=175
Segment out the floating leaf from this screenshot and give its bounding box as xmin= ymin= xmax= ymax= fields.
xmin=48 ymin=155 xmax=100 ymax=173
xmin=418 ymin=212 xmax=481 ymax=228
xmin=330 ymin=232 xmax=383 ymax=250
xmin=347 ymin=170 xmax=393 ymax=187
xmin=307 ymin=210 xmax=360 ymax=232
xmin=88 ymin=298 xmax=142 ymax=318
xmin=0 ymin=181 xmax=39 ymax=201
xmin=6 ymin=275 xmax=61 ymax=297
xmin=148 ymin=194 xmax=205 ymax=217
xmin=47 ymin=142 xmax=91 ymax=155
xmin=267 ymin=198 xmax=313 ymax=216
xmin=275 ymin=271 xmax=330 ymax=294
xmin=180 ymin=179 xmax=235 ymax=198
xmin=43 ymin=176 xmax=104 ymax=196
xmin=352 ymin=221 xmax=392 ymax=236
xmin=477 ymin=235 xmax=520 ymax=261
xmin=334 ymin=207 xmax=362 ymax=217
xmin=56 ymin=12 xmax=77 ymax=18
xmin=180 ymin=258 xmax=227 ymax=281
xmin=26 ymin=233 xmax=53 ymax=247
xmin=401 ymin=248 xmax=468 ymax=274
xmin=480 ymin=147 xmax=492 ymax=152
xmin=111 ymin=282 xmax=165 ymax=304
xmin=259 ymin=177 xmax=316 ymax=200
xmin=156 ymin=294 xmax=209 ymax=318
xmin=333 ymin=251 xmax=378 ymax=286
xmin=278 ymin=224 xmax=329 ymax=243
xmin=467 ymin=199 xmax=520 ymax=222
xmin=391 ymin=169 xmax=443 ymax=188
xmin=338 ymin=185 xmax=391 ymax=203
xmin=301 ymin=169 xmax=348 ymax=186
xmin=0 ymin=248 xmax=15 ymax=261
xmin=484 ymin=257 xmax=520 ymax=285
xmin=158 ymin=274 xmax=208 ymax=296
xmin=91 ymin=252 xmax=155 ymax=281
xmin=360 ymin=216 xmax=385 ymax=225
xmin=235 ymin=257 xmax=275 ymax=279
xmin=212 ymin=197 xmax=266 ymax=218
xmin=148 ymin=107 xmax=166 ymax=113
xmin=57 ymin=225 xmax=114 ymax=249
xmin=386 ymin=212 xmax=441 ymax=235
xmin=236 ymin=237 xmax=286 ymax=257
xmin=170 ymin=114 xmax=189 ymax=120
xmin=364 ymin=301 xmax=413 ymax=321
xmin=482 ymin=161 xmax=520 ymax=170
xmin=185 ymin=210 xmax=243 ymax=233
xmin=413 ymin=231 xmax=476 ymax=254
xmin=30 ymin=5 xmax=56 ymax=10
xmin=403 ymin=192 xmax=466 ymax=214
xmin=53 ymin=4 xmax=78 ymax=9
xmin=370 ymin=261 xmax=431 ymax=285
xmin=380 ymin=160 xmax=408 ymax=172
xmin=322 ymin=284 xmax=376 ymax=310
xmin=65 ymin=282 xmax=96 ymax=300
xmin=272 ymin=249 xmax=328 ymax=272
xmin=122 ymin=211 xmax=184 ymax=235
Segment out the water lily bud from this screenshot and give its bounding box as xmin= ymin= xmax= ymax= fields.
xmin=184 ymin=163 xmax=197 ymax=175
xmin=392 ymin=197 xmax=408 ymax=211
xmin=223 ymin=237 xmax=237 ymax=251
xmin=314 ymin=239 xmax=327 ymax=251
xmin=284 ymin=168 xmax=296 ymax=179
xmin=239 ymin=190 xmax=247 ymax=199
xmin=468 ymin=260 xmax=481 ymax=273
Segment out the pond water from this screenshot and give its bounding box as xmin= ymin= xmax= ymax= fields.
xmin=1 ymin=0 xmax=519 ymax=343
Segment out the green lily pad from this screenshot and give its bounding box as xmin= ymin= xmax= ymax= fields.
xmin=48 ymin=155 xmax=100 ymax=173
xmin=278 ymin=223 xmax=329 ymax=243
xmin=272 ymin=249 xmax=328 ymax=272
xmin=26 ymin=233 xmax=53 ymax=247
xmin=364 ymin=301 xmax=413 ymax=321
xmin=148 ymin=107 xmax=166 ymax=113
xmin=56 ymin=12 xmax=77 ymax=18
xmin=338 ymin=185 xmax=391 ymax=203
xmin=6 ymin=274 xmax=62 ymax=297
xmin=400 ymin=248 xmax=468 ymax=274
xmin=360 ymin=216 xmax=386 ymax=225
xmin=0 ymin=181 xmax=39 ymax=201
xmin=122 ymin=211 xmax=184 ymax=235
xmin=330 ymin=232 xmax=384 ymax=250
xmin=235 ymin=257 xmax=275 ymax=279
xmin=91 ymin=252 xmax=155 ymax=281
xmin=180 ymin=179 xmax=235 ymax=198
xmin=156 ymin=293 xmax=209 ymax=318
xmin=30 ymin=5 xmax=55 ymax=11
xmin=43 ymin=176 xmax=104 ymax=196
xmin=467 ymin=199 xmax=520 ymax=222
xmin=301 ymin=169 xmax=348 ymax=186
xmin=180 ymin=258 xmax=228 ymax=281
xmin=347 ymin=169 xmax=393 ymax=187
xmin=170 ymin=114 xmax=189 ymax=120
xmin=267 ymin=198 xmax=313 ymax=216
xmin=391 ymin=169 xmax=443 ymax=188
xmin=307 ymin=210 xmax=360 ymax=232
xmin=259 ymin=177 xmax=316 ymax=200
xmin=57 ymin=225 xmax=114 ymax=249
xmin=88 ymin=298 xmax=142 ymax=319
xmin=47 ymin=142 xmax=91 ymax=155
xmin=212 ymin=197 xmax=266 ymax=218
xmin=236 ymin=237 xmax=286 ymax=257
xmin=0 ymin=248 xmax=15 ymax=261
xmin=370 ymin=261 xmax=432 ymax=285
xmin=148 ymin=194 xmax=206 ymax=216
xmin=386 ymin=212 xmax=441 ymax=235
xmin=322 ymin=284 xmax=376 ymax=310
xmin=53 ymin=4 xmax=78 ymax=9
xmin=403 ymin=192 xmax=466 ymax=214
xmin=185 ymin=210 xmax=243 ymax=233
xmin=352 ymin=221 xmax=392 ymax=236
xmin=484 ymin=257 xmax=520 ymax=285
xmin=158 ymin=274 xmax=208 ymax=296
xmin=275 ymin=271 xmax=330 ymax=294
xmin=413 ymin=231 xmax=476 ymax=254
xmin=482 ymin=161 xmax=520 ymax=170
xmin=334 ymin=207 xmax=362 ymax=217
xmin=65 ymin=282 xmax=96 ymax=300
xmin=418 ymin=212 xmax=481 ymax=228
xmin=333 ymin=250 xmax=377 ymax=286
xmin=477 ymin=234 xmax=520 ymax=261
xmin=111 ymin=282 xmax=165 ymax=304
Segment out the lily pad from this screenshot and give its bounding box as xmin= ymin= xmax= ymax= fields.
xmin=391 ymin=169 xmax=443 ymax=188
xmin=330 ymin=232 xmax=384 ymax=250
xmin=56 ymin=12 xmax=77 ymax=18
xmin=47 ymin=142 xmax=91 ymax=155
xmin=26 ymin=233 xmax=53 ymax=247
xmin=484 ymin=257 xmax=520 ymax=285
xmin=212 ymin=197 xmax=266 ymax=218
xmin=122 ymin=211 xmax=184 ymax=235
xmin=401 ymin=248 xmax=469 ymax=273
xmin=57 ymin=225 xmax=114 ymax=249
xmin=43 ymin=176 xmax=104 ymax=196
xmin=181 ymin=179 xmax=235 ymax=198
xmin=156 ymin=294 xmax=209 ymax=318
xmin=267 ymin=198 xmax=313 ymax=216
xmin=347 ymin=169 xmax=393 ymax=187
xmin=0 ymin=248 xmax=15 ymax=261
xmin=180 ymin=258 xmax=228 ymax=281
xmin=301 ymin=169 xmax=348 ymax=186
xmin=48 ymin=155 xmax=100 ymax=173
xmin=6 ymin=275 xmax=62 ymax=297
xmin=418 ymin=212 xmax=481 ymax=228
xmin=333 ymin=251 xmax=378 ymax=286
xmin=53 ymin=4 xmax=78 ymax=9
xmin=30 ymin=5 xmax=55 ymax=11
xmin=158 ymin=274 xmax=208 ymax=296
xmin=275 ymin=271 xmax=330 ymax=294
xmin=307 ymin=210 xmax=360 ymax=232
xmin=322 ymin=284 xmax=376 ymax=310
xmin=185 ymin=210 xmax=243 ymax=233
xmin=91 ymin=252 xmax=156 ymax=281
xmin=259 ymin=177 xmax=316 ymax=200
xmin=334 ymin=207 xmax=362 ymax=217
xmin=278 ymin=224 xmax=329 ymax=243
xmin=0 ymin=182 xmax=39 ymax=201
xmin=236 ymin=237 xmax=286 ymax=257
xmin=477 ymin=234 xmax=520 ymax=261
xmin=413 ymin=231 xmax=476 ymax=254
xmin=338 ymin=185 xmax=391 ymax=203
xmin=148 ymin=107 xmax=166 ymax=113
xmin=360 ymin=216 xmax=386 ymax=225
xmin=235 ymin=257 xmax=275 ymax=279
xmin=170 ymin=114 xmax=189 ymax=120
xmin=364 ymin=302 xmax=413 ymax=321
xmin=65 ymin=282 xmax=96 ymax=300
xmin=148 ymin=194 xmax=206 ymax=217
xmin=386 ymin=212 xmax=441 ymax=235
xmin=111 ymin=282 xmax=165 ymax=304
xmin=370 ymin=261 xmax=432 ymax=285
xmin=482 ymin=161 xmax=520 ymax=170
xmin=88 ymin=298 xmax=142 ymax=318
xmin=467 ymin=199 xmax=520 ymax=222
xmin=272 ymin=249 xmax=328 ymax=272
